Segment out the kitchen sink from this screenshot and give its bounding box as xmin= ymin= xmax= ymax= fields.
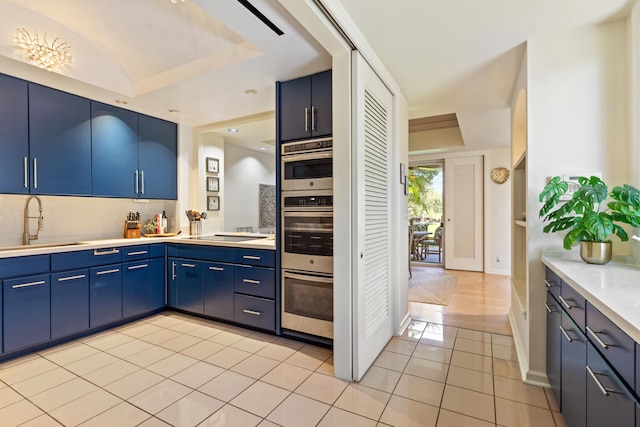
xmin=0 ymin=242 xmax=88 ymax=252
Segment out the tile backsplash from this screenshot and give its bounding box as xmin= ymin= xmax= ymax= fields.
xmin=0 ymin=194 xmax=176 ymax=247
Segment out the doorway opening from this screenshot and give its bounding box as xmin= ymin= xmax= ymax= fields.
xmin=408 ymin=161 xmax=444 ymax=266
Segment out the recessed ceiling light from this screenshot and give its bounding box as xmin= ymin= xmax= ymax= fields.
xmin=168 ymin=109 xmax=180 ymax=114
xmin=115 ymin=99 xmax=128 ymax=105
xmin=245 ymin=89 xmax=259 ymax=96
xmin=228 ymin=128 xmax=239 ymax=133
xmin=259 ymin=147 xmax=267 ymax=150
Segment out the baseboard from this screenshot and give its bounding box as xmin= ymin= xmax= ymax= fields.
xmin=484 ymin=267 xmax=510 ymax=276
xmin=509 ymin=307 xmax=551 ymax=388
xmin=397 ymin=312 xmax=412 ymax=336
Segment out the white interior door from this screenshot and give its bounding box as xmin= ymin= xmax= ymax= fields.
xmin=444 ymin=156 xmax=484 ymax=271
xmin=351 ymin=51 xmax=394 ymax=381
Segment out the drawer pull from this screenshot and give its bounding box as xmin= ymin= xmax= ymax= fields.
xmin=558 ymin=295 xmax=573 ymax=310
xmin=559 ymin=325 xmax=573 ymax=342
xmin=127 ymin=264 xmax=148 ymax=270
xmin=544 ymin=302 xmax=553 ymax=313
xmin=94 ymin=248 xmax=119 ymax=256
xmin=171 ymin=262 xmax=176 ymax=280
xmin=96 ymin=269 xmax=120 ymax=275
xmin=586 ymin=365 xmax=613 ymax=396
xmin=243 ymin=255 xmax=261 ymax=260
xmin=12 ymin=280 xmax=45 ymax=289
xmin=544 ymin=279 xmax=557 ymax=288
xmin=586 ymin=326 xmax=611 ymax=350
xmin=127 ymin=251 xmax=148 ymax=256
xmin=58 ymin=275 xmax=86 ymax=282
xmin=242 ymin=309 xmax=261 ymax=316
xmin=243 ymin=279 xmax=261 ymax=285
xmin=181 ymin=263 xmax=196 ymax=268
xmin=209 ymin=266 xmax=225 ymax=271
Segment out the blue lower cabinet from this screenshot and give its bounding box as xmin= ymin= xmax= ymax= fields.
xmin=561 ymin=311 xmax=586 ymax=427
xmin=204 ymin=262 xmax=234 ymax=321
xmin=586 ymin=342 xmax=636 ymax=426
xmin=90 ymin=264 xmax=123 ymax=328
xmin=3 ymin=274 xmax=51 ymax=352
xmin=176 ymin=260 xmax=204 ymax=313
xmin=234 ymin=265 xmax=275 ymax=299
xmin=234 ymin=294 xmax=275 ymax=331
xmin=167 ymin=257 xmax=178 ymax=307
xmin=51 ymin=269 xmax=89 ymax=339
xmin=150 ymin=258 xmax=165 ymax=310
xmin=0 ymin=284 xmax=2 ymax=354
xmin=122 ymin=261 xmax=150 ymax=318
xmin=546 ymin=292 xmax=561 ymax=409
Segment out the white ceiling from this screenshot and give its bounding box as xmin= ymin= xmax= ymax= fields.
xmin=0 ymin=0 xmax=634 ymax=153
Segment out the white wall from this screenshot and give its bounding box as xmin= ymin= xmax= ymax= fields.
xmin=525 ymin=20 xmax=629 ymax=383
xmin=194 ymin=132 xmax=225 ymax=235
xmin=484 ymin=148 xmax=512 ymax=275
xmin=223 ymin=144 xmax=276 ymax=233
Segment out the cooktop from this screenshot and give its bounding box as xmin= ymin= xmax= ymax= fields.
xmin=187 ymin=235 xmax=265 ymax=242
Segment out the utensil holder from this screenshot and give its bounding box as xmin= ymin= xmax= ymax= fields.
xmin=189 ymin=220 xmax=202 ymax=236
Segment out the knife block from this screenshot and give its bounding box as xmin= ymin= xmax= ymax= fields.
xmin=124 ymin=221 xmax=141 ymax=238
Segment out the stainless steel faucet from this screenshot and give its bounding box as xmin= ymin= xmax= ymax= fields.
xmin=23 ymin=196 xmax=44 ymax=245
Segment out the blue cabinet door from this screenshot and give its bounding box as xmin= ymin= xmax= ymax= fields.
xmin=0 ymin=282 xmax=2 ymax=354
xmin=138 ymin=115 xmax=177 ymax=200
xmin=586 ymin=342 xmax=636 ymax=427
xmin=167 ymin=257 xmax=178 ymax=307
xmin=51 ymin=269 xmax=90 ymax=339
xmin=3 ymin=274 xmax=50 ymax=352
xmin=204 ymin=262 xmax=234 ymax=321
xmin=561 ymin=311 xmax=586 ymax=427
xmin=90 ymin=264 xmax=123 ymax=327
xmin=279 ymin=76 xmax=312 ymax=142
xmin=91 ymin=101 xmax=138 ymax=198
xmin=122 ymin=261 xmax=150 ymax=318
xmin=311 ymin=70 xmax=332 ymax=138
xmin=176 ymin=260 xmax=204 ymax=313
xmin=0 ymin=74 xmax=29 ymax=194
xmin=546 ymin=291 xmax=562 ymax=409
xmin=29 ymin=84 xmax=91 ymax=195
xmin=150 ymin=258 xmax=165 ymax=310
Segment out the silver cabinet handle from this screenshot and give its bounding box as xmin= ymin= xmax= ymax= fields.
xmin=141 ymin=170 xmax=145 ymax=194
xmin=304 ymin=107 xmax=309 ymax=131
xmin=127 ymin=264 xmax=148 ymax=270
xmin=243 ymin=255 xmax=261 ymax=260
xmin=209 ymin=266 xmax=225 ymax=271
xmin=94 ymin=248 xmax=119 ymax=256
xmin=12 ymin=280 xmax=46 ymax=289
xmin=558 ymin=295 xmax=573 ymax=310
xmin=135 ymin=170 xmax=139 ymax=194
xmin=58 ymin=275 xmax=86 ymax=282
xmin=559 ymin=325 xmax=573 ymax=342
xmin=181 ymin=263 xmax=196 ymax=268
xmin=544 ymin=302 xmax=553 ymax=313
xmin=544 ymin=279 xmax=557 ymax=288
xmin=23 ymin=157 xmax=28 ymax=188
xmin=311 ymin=106 xmax=315 ymax=130
xmin=171 ymin=262 xmax=176 ymax=280
xmin=127 ymin=251 xmax=148 ymax=256
xmin=97 ymin=269 xmax=120 ymax=275
xmin=242 ymin=309 xmax=261 ymax=316
xmin=242 ymin=279 xmax=261 ymax=284
xmin=586 ymin=365 xmax=612 ymax=396
xmin=33 ymin=157 xmax=38 ymax=189
xmin=586 ymin=326 xmax=611 ymax=350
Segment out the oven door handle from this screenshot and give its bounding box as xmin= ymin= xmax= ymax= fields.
xmin=281 ymin=151 xmax=332 ymax=163
xmin=283 ymin=211 xmax=333 ymax=218
xmin=284 ymin=271 xmax=333 ymax=284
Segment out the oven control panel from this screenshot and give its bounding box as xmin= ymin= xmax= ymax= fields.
xmin=282 ymin=138 xmax=332 ymax=154
xmin=284 ymin=195 xmax=333 ymax=208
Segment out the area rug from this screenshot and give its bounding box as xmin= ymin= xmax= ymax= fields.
xmin=408 ymin=266 xmax=457 ymax=305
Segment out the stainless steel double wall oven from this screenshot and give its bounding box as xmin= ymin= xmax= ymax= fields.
xmin=280 ymin=137 xmax=333 ymax=339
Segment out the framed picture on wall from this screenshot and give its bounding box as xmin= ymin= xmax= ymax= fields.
xmin=207 ymin=196 xmax=220 ymax=211
xmin=206 ymin=157 xmax=219 ymax=174
xmin=206 ymin=176 xmax=219 ymax=192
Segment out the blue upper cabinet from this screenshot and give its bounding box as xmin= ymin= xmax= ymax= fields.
xmin=0 ymin=74 xmax=29 ymax=194
xmin=29 ymin=83 xmax=92 ymax=195
xmin=91 ymin=102 xmax=139 ymax=198
xmin=278 ymin=70 xmax=332 ymax=142
xmin=138 ymin=114 xmax=178 ymax=200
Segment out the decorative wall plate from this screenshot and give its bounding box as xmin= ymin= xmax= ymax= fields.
xmin=491 ymin=167 xmax=510 ymax=184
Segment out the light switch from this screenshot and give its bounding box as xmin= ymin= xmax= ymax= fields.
xmin=494 ymin=209 xmax=502 ymax=216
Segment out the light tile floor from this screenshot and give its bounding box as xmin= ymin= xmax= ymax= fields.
xmin=0 ymin=313 xmax=564 ymax=427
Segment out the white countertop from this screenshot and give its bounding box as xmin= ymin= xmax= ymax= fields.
xmin=542 ymin=251 xmax=640 ymax=343
xmin=0 ymin=233 xmax=275 ymax=259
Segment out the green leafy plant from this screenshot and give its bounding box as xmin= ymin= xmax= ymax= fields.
xmin=538 ymin=176 xmax=640 ymax=249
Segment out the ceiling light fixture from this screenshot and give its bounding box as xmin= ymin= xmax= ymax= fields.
xmin=14 ymin=28 xmax=72 ymax=71
xmin=168 ymin=109 xmax=180 ymax=114
xmin=170 ymin=0 xmax=186 ymax=3
xmin=245 ymin=89 xmax=259 ymax=96
xmin=228 ymin=128 xmax=239 ymax=133
xmin=115 ymin=99 xmax=128 ymax=105
xmin=259 ymin=147 xmax=267 ymax=150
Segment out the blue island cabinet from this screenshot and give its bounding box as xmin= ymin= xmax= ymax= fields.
xmin=0 ymin=73 xmax=29 ymax=194
xmin=175 ymin=259 xmax=204 ymax=313
xmin=122 ymin=261 xmax=150 ymax=318
xmin=28 ymin=83 xmax=91 ymax=196
xmin=89 ymin=265 xmax=122 ymax=328
xmin=204 ymin=262 xmax=234 ymax=321
xmin=3 ymin=274 xmax=51 ymax=353
xmin=51 ymin=269 xmax=90 ymax=339
xmin=149 ymin=244 xmax=166 ymax=311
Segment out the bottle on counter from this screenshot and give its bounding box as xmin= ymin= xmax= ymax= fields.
xmin=162 ymin=211 xmax=168 ymax=233
xmin=156 ymin=213 xmax=163 ymax=234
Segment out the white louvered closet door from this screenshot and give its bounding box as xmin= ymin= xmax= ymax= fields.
xmin=352 ymin=52 xmax=394 ymax=381
xmin=444 ymin=155 xmax=484 ymax=271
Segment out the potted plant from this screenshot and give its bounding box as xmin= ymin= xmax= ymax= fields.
xmin=538 ymin=176 xmax=640 ymax=264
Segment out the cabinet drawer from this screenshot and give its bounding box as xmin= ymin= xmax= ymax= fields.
xmin=586 ymin=302 xmax=635 ymax=388
xmin=544 ymin=267 xmax=562 ymax=299
xmin=559 ymin=282 xmax=586 ymax=332
xmin=173 ymin=245 xmax=235 ymax=263
xmin=234 ymin=265 xmax=275 ymax=299
xmin=52 ymin=248 xmax=121 ymax=271
xmin=234 ymin=294 xmax=275 ymax=331
xmin=235 ymin=249 xmax=275 ymax=267
xmin=121 ymin=245 xmax=150 ymax=261
xmin=0 ymin=254 xmax=49 ymax=280
xmin=149 ymin=244 xmax=165 ymax=258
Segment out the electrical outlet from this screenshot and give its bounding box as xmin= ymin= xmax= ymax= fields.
xmin=496 ymin=256 xmax=501 ymax=263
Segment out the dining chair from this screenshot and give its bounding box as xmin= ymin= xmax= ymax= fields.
xmin=424 ymin=226 xmax=443 ymax=262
